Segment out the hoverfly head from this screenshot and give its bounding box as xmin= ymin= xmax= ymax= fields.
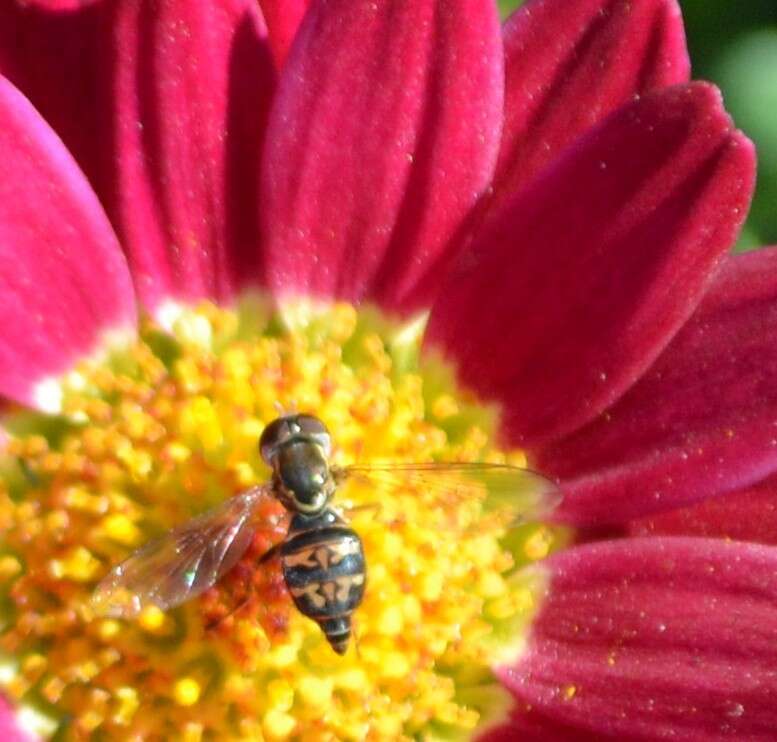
xmin=260 ymin=414 xmax=334 ymax=514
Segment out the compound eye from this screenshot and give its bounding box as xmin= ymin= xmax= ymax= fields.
xmin=259 ymin=417 xmax=291 ymax=464
xmin=295 ymin=414 xmax=332 ymax=457
xmin=295 ymin=414 xmax=328 ymax=436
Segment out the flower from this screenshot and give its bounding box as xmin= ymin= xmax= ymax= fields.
xmin=1 ymin=0 xmax=776 ymax=738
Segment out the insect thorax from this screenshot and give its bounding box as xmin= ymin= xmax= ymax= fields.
xmin=273 ymin=440 xmax=333 ymax=512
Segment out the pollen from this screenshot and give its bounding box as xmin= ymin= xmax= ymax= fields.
xmin=173 ymin=677 xmax=202 ymax=706
xmin=563 ymin=683 xmax=578 ymax=700
xmin=99 ymin=513 xmax=142 ymax=546
xmin=0 ymin=300 xmax=565 ymax=740
xmin=137 ymin=606 xmax=167 ymax=633
xmin=48 ymin=546 xmax=101 ymax=582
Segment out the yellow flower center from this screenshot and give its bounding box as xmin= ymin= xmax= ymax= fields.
xmin=0 ymin=300 xmax=565 ymax=740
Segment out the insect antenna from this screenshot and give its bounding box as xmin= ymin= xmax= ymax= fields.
xmin=273 ymin=399 xmax=298 ymax=417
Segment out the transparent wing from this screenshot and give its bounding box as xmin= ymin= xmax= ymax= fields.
xmin=92 ymin=486 xmax=270 ymax=618
xmin=336 ymin=462 xmax=560 ymax=526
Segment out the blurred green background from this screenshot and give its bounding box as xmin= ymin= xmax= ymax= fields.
xmin=499 ymin=0 xmax=777 ymax=249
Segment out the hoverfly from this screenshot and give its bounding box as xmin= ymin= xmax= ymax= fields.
xmin=92 ymin=414 xmax=558 ymax=654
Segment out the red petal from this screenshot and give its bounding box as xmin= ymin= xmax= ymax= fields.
xmin=0 ymin=0 xmax=276 ymax=312
xmin=5 ymin=0 xmax=97 ymax=9
xmin=629 ymin=472 xmax=777 ymax=545
xmin=105 ymin=0 xmax=275 ymax=310
xmin=480 ymin=709 xmax=601 ymax=741
xmin=260 ymin=0 xmax=503 ymax=313
xmin=495 ymin=0 xmax=689 ymax=208
xmin=426 ymin=83 xmax=755 ymax=448
xmin=0 ymin=77 xmax=136 ymax=410
xmin=259 ymin=0 xmax=310 ymax=68
xmin=539 ymin=246 xmax=777 ymax=526
xmin=0 ymin=3 xmax=107 ymax=195
xmin=499 ymin=537 xmax=777 ymax=740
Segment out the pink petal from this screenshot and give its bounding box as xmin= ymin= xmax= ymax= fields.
xmin=0 ymin=696 xmax=33 ymax=742
xmin=260 ymin=0 xmax=503 ymax=313
xmin=259 ymin=0 xmax=310 ymax=68
xmin=495 ymin=0 xmax=690 ymax=209
xmin=539 ymin=246 xmax=777 ymax=526
xmin=629 ymin=474 xmax=777 ymax=545
xmin=105 ymin=0 xmax=276 ymax=311
xmin=425 ymin=83 xmax=755 ymax=448
xmin=0 ymin=77 xmax=136 ymax=409
xmin=499 ymin=537 xmax=777 ymax=740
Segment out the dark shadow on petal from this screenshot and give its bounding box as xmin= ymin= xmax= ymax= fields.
xmin=226 ymin=12 xmax=276 ymax=293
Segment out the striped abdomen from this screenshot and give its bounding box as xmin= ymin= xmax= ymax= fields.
xmin=280 ymin=510 xmax=366 ymax=654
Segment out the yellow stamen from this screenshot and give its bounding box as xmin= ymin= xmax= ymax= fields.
xmin=0 ymin=300 xmax=566 ymax=739
xmin=173 ymin=677 xmax=202 ymax=706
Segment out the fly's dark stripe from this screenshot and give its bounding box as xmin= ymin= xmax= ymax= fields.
xmin=310 ymin=601 xmax=345 ymax=619
xmin=283 ymin=559 xmax=366 ymax=588
xmin=281 ymin=526 xmax=355 ymax=554
xmin=307 ymin=610 xmax=351 ymax=621
xmin=286 ymin=535 xmax=351 ymax=553
xmin=319 ymin=616 xmax=350 ymax=634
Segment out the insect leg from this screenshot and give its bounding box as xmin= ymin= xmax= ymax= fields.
xmin=205 ymin=594 xmax=256 ymax=632
xmin=339 ymin=502 xmax=382 ymax=519
xmin=258 ymin=542 xmax=282 ymax=565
